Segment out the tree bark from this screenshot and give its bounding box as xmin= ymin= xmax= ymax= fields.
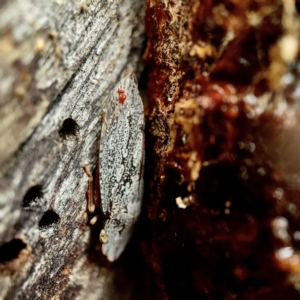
xmin=144 ymin=0 xmax=300 ymax=299
xmin=0 ymin=0 xmax=145 ymax=299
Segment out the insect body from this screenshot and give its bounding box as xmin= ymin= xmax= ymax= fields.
xmin=83 ymin=73 xmax=144 ymax=262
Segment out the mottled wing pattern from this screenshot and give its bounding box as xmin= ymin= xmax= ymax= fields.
xmin=99 ymin=73 xmax=144 ymax=261
xmin=102 ymin=213 xmax=135 ymax=261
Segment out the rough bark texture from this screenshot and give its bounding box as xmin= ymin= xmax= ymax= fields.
xmin=144 ymin=0 xmax=300 ymax=299
xmin=0 ymin=0 xmax=145 ymax=299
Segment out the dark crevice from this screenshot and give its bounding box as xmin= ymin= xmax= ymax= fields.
xmin=39 ymin=210 xmax=60 ymax=228
xmin=23 ymin=185 xmax=44 ymax=207
xmin=59 ymin=118 xmax=79 ymax=140
xmin=0 ymin=239 xmax=27 ymax=263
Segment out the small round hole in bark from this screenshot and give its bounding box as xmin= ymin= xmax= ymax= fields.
xmin=23 ymin=185 xmax=44 ymax=207
xmin=39 ymin=210 xmax=60 ymax=228
xmin=59 ymin=118 xmax=79 ymax=139
xmin=0 ymin=239 xmax=27 ymax=263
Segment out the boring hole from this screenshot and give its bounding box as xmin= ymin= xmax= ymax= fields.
xmin=23 ymin=185 xmax=44 ymax=207
xmin=39 ymin=210 xmax=60 ymax=228
xmin=59 ymin=118 xmax=79 ymax=139
xmin=0 ymin=239 xmax=27 ymax=263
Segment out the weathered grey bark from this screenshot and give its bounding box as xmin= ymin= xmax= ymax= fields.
xmin=0 ymin=0 xmax=145 ymax=299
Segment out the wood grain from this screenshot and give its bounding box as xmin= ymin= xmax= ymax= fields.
xmin=0 ymin=0 xmax=145 ymax=299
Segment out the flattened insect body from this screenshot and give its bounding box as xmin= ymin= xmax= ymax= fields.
xmin=101 ymin=213 xmax=135 ymax=261
xmin=99 ymin=73 xmax=144 ymax=261
xmin=84 ymin=73 xmax=144 ymax=262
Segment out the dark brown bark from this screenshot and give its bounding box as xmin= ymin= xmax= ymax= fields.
xmin=144 ymin=0 xmax=300 ymax=299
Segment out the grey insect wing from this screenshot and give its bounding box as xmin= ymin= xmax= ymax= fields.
xmin=99 ymin=73 xmax=144 ymax=261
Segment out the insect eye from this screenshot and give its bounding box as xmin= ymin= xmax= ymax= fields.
xmin=119 ymin=94 xmax=127 ymax=103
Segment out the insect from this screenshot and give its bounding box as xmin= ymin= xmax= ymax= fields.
xmin=83 ymin=73 xmax=144 ymax=262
